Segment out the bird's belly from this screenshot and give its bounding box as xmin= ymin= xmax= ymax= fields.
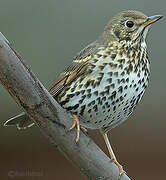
xmin=79 ymin=82 xmax=145 ymax=131
xmin=60 ymin=64 xmax=149 ymax=131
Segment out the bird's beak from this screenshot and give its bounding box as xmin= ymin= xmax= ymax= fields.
xmin=141 ymin=15 xmax=163 ymax=26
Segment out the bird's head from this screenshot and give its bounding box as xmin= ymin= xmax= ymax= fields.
xmin=101 ymin=10 xmax=163 ymax=47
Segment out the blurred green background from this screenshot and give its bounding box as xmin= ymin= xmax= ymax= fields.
xmin=0 ymin=0 xmax=165 ymax=179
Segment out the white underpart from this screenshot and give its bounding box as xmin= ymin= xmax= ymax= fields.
xmin=61 ymin=47 xmax=149 ymax=132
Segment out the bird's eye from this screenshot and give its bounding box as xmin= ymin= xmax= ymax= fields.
xmin=125 ymin=20 xmax=134 ymax=28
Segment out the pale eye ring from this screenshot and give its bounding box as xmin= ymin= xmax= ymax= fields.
xmin=125 ymin=20 xmax=134 ymax=28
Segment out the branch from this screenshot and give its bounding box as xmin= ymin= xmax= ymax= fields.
xmin=0 ymin=32 xmax=131 ymax=180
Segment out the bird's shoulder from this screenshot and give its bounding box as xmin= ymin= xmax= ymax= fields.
xmin=48 ymin=41 xmax=100 ymax=98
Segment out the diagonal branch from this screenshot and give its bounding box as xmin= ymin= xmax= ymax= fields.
xmin=0 ymin=32 xmax=131 ymax=180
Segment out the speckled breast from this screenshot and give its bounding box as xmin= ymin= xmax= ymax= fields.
xmin=59 ymin=46 xmax=150 ymax=133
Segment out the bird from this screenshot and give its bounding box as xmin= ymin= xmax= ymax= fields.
xmin=4 ymin=10 xmax=163 ymax=175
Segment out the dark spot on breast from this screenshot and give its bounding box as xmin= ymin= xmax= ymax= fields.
xmin=120 ymin=78 xmax=125 ymax=83
xmin=105 ymin=102 xmax=109 ymax=106
xmin=68 ymin=93 xmax=75 ymax=98
xmin=109 ymin=91 xmax=116 ymax=100
xmin=105 ymin=85 xmax=110 ymax=90
xmin=97 ymin=54 xmax=102 ymax=58
xmin=103 ymin=55 xmax=107 ymax=58
xmin=87 ymin=94 xmax=91 ymax=98
xmin=118 ymin=86 xmax=123 ymax=93
xmin=106 ymin=50 xmax=111 ymax=55
xmin=126 ymin=78 xmax=129 ymax=83
xmin=84 ymin=81 xmax=91 ymax=88
xmin=137 ymin=72 xmax=141 ymax=77
xmin=93 ymin=59 xmax=98 ymax=63
xmin=135 ymin=93 xmax=142 ymax=105
xmin=100 ymin=91 xmax=105 ymax=96
xmin=75 ymin=91 xmax=80 ymax=96
xmin=118 ymin=59 xmax=125 ymax=64
xmin=120 ymin=96 xmax=124 ymax=101
xmin=97 ymin=76 xmax=103 ymax=82
xmin=117 ymin=79 xmax=121 ymax=84
xmin=80 ymin=105 xmax=86 ymax=116
xmin=114 ymin=72 xmax=118 ymax=77
xmin=79 ymin=99 xmax=84 ymax=104
xmin=113 ymin=64 xmax=118 ymax=68
xmin=111 ymin=54 xmax=116 ymax=60
xmin=97 ymin=97 xmax=102 ymax=105
xmin=124 ymin=85 xmax=128 ymax=89
xmin=66 ymin=106 xmax=73 ymax=111
xmin=102 ymin=96 xmax=106 ymax=101
xmin=60 ymin=100 xmax=68 ymax=106
xmin=81 ymin=90 xmax=85 ymax=94
xmin=71 ymin=87 xmax=76 ymax=92
xmin=108 ymin=72 xmax=113 ymax=76
xmin=113 ymin=106 xmax=116 ymax=111
xmin=142 ymin=78 xmax=145 ymax=82
xmin=93 ymin=105 xmax=98 ymax=112
xmin=118 ymin=64 xmax=123 ymax=69
xmin=88 ymin=109 xmax=91 ymax=113
xmin=110 ymin=83 xmax=115 ymax=88
xmin=98 ymin=65 xmax=105 ymax=71
xmin=73 ymin=104 xmax=79 ymax=110
xmin=94 ymin=91 xmax=98 ymax=96
xmin=109 ymin=63 xmax=114 ymax=67
xmin=138 ymin=80 xmax=142 ymax=84
xmin=91 ymin=100 xmax=95 ymax=105
xmin=79 ymin=84 xmax=83 ymax=88
xmin=108 ymin=120 xmax=114 ymax=125
xmin=112 ymin=101 xmax=115 ymax=105
xmin=87 ymin=89 xmax=91 ymax=93
xmin=107 ymin=78 xmax=112 ymax=83
xmin=121 ymin=71 xmax=125 ymax=76
xmin=142 ymin=83 xmax=146 ymax=88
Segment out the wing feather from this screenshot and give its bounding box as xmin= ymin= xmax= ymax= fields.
xmin=48 ymin=41 xmax=99 ymax=98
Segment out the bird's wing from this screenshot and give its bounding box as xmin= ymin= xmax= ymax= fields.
xmin=48 ymin=41 xmax=99 ymax=98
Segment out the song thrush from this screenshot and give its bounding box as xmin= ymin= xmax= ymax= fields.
xmin=4 ymin=10 xmax=163 ymax=175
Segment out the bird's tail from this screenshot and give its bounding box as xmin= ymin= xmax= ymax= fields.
xmin=4 ymin=112 xmax=34 ymax=129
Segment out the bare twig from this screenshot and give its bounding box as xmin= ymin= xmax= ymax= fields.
xmin=0 ymin=33 xmax=131 ymax=180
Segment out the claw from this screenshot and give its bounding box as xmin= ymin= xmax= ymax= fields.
xmin=69 ymin=120 xmax=77 ymax=131
xmin=69 ymin=114 xmax=88 ymax=143
xmin=69 ymin=114 xmax=80 ymax=143
xmin=80 ymin=126 xmax=88 ymax=134
xmin=112 ymin=158 xmax=126 ymax=175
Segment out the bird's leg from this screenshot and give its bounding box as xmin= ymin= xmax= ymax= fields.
xmin=70 ymin=114 xmax=87 ymax=143
xmin=102 ymin=133 xmax=125 ymax=175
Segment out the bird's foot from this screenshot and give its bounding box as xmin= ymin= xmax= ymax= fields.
xmin=69 ymin=114 xmax=87 ymax=143
xmin=111 ymin=158 xmax=126 ymax=176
